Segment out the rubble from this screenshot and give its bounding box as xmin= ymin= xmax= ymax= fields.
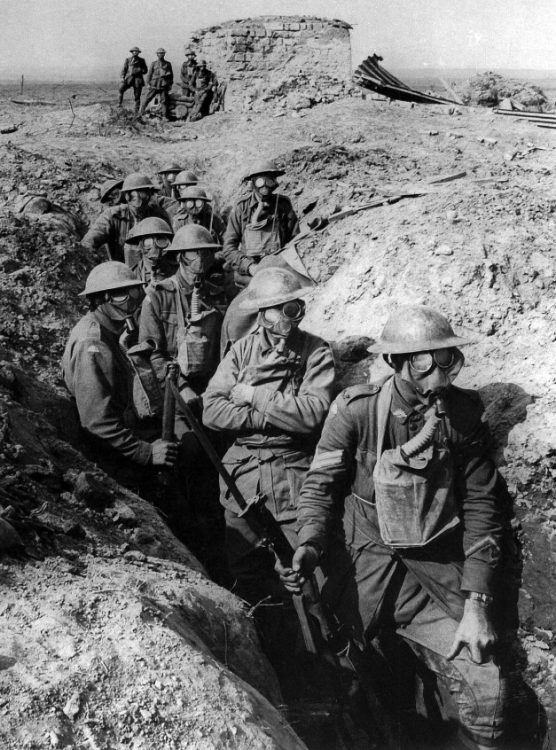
xmin=459 ymin=72 xmax=548 ymax=110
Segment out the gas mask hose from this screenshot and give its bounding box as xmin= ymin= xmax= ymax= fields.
xmin=400 ymin=398 xmax=445 ymax=461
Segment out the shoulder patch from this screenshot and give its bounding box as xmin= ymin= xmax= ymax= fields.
xmin=342 ymin=383 xmax=380 ymax=405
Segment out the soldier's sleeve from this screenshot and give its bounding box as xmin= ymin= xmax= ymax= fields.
xmin=146 ymin=62 xmax=154 ymax=86
xmin=180 ymin=62 xmax=188 ymax=87
xmin=297 ymin=394 xmax=359 ymax=550
xmin=250 ymin=339 xmax=335 ymax=433
xmin=222 ymin=203 xmax=250 ymax=273
xmin=138 ymin=291 xmax=168 ymax=383
xmin=73 ymin=337 xmax=152 ymax=464
xmin=121 ymin=59 xmax=128 ymax=78
xmin=140 ymin=58 xmax=148 ymax=75
xmin=455 ymin=394 xmax=505 ymax=596
xmin=82 ymin=209 xmax=114 ymax=252
xmin=283 ymin=197 xmax=300 ymax=244
xmin=167 ymin=63 xmax=174 ymax=87
xmin=212 ymin=212 xmax=226 ymax=243
xmin=202 ymin=345 xmax=260 ymax=432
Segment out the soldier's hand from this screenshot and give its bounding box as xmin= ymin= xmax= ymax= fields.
xmin=230 ymin=383 xmax=255 ymax=406
xmin=446 ymin=597 xmax=497 ymax=664
xmin=151 ymin=439 xmax=178 ymax=467
xmin=248 ymin=262 xmax=259 ymax=277
xmin=277 ymin=544 xmax=321 ymax=594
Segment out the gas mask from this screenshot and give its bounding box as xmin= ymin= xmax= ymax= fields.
xmin=252 ymin=175 xmax=277 ymax=202
xmin=178 ymin=249 xmax=214 ymax=286
xmin=390 ymin=347 xmax=464 ymax=406
xmin=184 ymin=198 xmax=206 ymax=217
xmin=100 ymin=286 xmax=144 ymax=323
xmin=258 ymin=299 xmax=306 ymax=338
xmin=126 ymin=189 xmax=151 ymax=212
xmin=140 ymin=235 xmax=172 ymax=262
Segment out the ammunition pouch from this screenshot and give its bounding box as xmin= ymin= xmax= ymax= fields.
xmin=176 ymin=309 xmax=220 ymax=377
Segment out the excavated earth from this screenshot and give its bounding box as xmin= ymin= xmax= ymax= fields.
xmin=2 ymin=86 xmax=556 ymax=748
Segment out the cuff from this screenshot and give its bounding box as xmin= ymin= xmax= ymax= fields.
xmin=460 ymin=559 xmax=497 ymax=597
xmin=297 ymin=524 xmax=328 ymax=552
xmin=132 ymin=441 xmax=153 ymax=466
xmin=238 ymin=256 xmax=254 ymax=274
xmin=251 ymin=387 xmax=272 ymax=414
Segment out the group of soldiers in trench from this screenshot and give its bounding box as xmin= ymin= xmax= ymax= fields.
xmin=118 ymin=45 xmax=223 ymax=121
xmin=63 ymin=152 xmax=524 ymax=750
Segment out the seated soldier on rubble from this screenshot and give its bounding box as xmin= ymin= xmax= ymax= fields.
xmin=82 ymin=173 xmax=171 ymax=264
xmin=62 ymin=262 xmax=177 ymax=492
xmin=285 ymin=305 xmax=510 ymax=750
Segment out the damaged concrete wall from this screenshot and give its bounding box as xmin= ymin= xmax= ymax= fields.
xmin=187 ymin=16 xmax=355 ymax=112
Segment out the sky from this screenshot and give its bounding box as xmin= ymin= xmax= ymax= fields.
xmin=2 ymin=0 xmax=556 ymax=80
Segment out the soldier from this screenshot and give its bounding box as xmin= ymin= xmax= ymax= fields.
xmin=140 ymin=48 xmax=174 ymax=120
xmin=286 ymin=305 xmax=509 ymax=750
xmin=99 ymin=178 xmax=123 ymax=207
xmin=62 ymin=261 xmax=177 ymax=490
xmin=82 ymin=173 xmax=170 ymax=263
xmin=222 ymin=160 xmax=299 ymax=289
xmin=180 ymin=49 xmax=198 ymax=98
xmin=157 ymin=161 xmax=183 ymax=199
xmin=125 ymin=216 xmax=175 ymax=284
xmin=139 ymin=225 xmax=227 ymax=546
xmin=202 ymin=268 xmax=334 ymax=691
xmin=118 ymin=46 xmax=148 ymax=113
xmin=172 ymin=186 xmax=225 ymax=243
xmin=189 ymin=60 xmax=218 ymax=122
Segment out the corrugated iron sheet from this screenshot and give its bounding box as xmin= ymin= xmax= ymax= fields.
xmin=353 ymin=55 xmax=461 ymax=106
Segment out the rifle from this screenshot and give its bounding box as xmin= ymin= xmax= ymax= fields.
xmin=160 ymin=362 xmax=179 ymax=486
xmin=168 ymin=380 xmax=414 ymax=749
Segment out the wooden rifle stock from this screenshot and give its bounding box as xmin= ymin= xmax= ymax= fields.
xmin=160 ymin=363 xmax=179 ymax=486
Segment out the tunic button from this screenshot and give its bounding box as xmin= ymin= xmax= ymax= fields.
xmin=409 ymin=423 xmax=419 ymax=432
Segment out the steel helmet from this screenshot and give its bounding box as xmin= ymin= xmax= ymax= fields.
xmin=367 ymin=305 xmax=473 ymax=354
xmin=156 ymin=48 xmax=166 ymax=55
xmin=198 ymin=60 xmax=207 ymax=66
xmin=166 ymin=225 xmax=221 ymax=254
xmin=120 ymin=173 xmax=156 ymax=194
xmin=99 ymin=178 xmax=124 ymax=204
xmin=185 ymin=49 xmax=196 ymax=57
xmin=79 ymin=261 xmax=145 ymax=297
xmin=178 ymin=186 xmax=211 ymax=203
xmin=127 ymin=217 xmax=173 ymax=243
xmin=158 ymin=161 xmax=182 ymax=175
xmin=174 ymin=170 xmax=200 ymax=187
xmin=243 ymin=159 xmax=286 ymax=182
xmin=130 ymin=46 xmax=141 ymax=53
xmin=240 ymin=268 xmax=312 ymax=310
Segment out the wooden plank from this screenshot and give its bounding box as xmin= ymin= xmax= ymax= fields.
xmin=438 ymin=78 xmax=464 ymax=105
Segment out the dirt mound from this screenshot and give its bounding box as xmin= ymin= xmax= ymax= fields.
xmin=460 ymin=72 xmax=548 ymax=110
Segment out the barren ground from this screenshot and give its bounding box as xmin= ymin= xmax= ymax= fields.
xmin=2 ymin=82 xmax=556 ymax=749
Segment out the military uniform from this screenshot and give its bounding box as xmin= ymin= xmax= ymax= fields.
xmin=296 ymin=375 xmax=508 ymax=748
xmin=222 ymin=193 xmax=299 ymax=288
xmin=119 ymin=55 xmax=148 ymax=109
xmin=82 ymin=203 xmax=171 ymax=264
xmin=62 ymin=310 xmax=157 ymax=488
xmin=141 ymin=59 xmax=174 ymax=118
xmin=171 ymin=204 xmax=225 ymax=243
xmin=180 ymin=61 xmax=198 ymax=96
xmin=189 ymin=67 xmax=217 ymax=121
xmin=202 ymin=327 xmax=334 ymax=600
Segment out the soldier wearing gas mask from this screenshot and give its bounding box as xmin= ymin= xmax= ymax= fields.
xmin=125 ymin=216 xmax=175 ymax=284
xmin=202 ymin=268 xmax=334 ymax=692
xmin=286 ymin=305 xmax=509 ymax=750
xmin=83 ymin=173 xmax=171 ymax=264
xmin=62 ymin=262 xmax=177 ymax=489
xmin=222 ymin=160 xmax=299 ymax=289
xmin=172 ymin=186 xmax=225 ymax=244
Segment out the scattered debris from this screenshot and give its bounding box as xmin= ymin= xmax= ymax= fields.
xmin=353 ymin=54 xmax=461 ymax=106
